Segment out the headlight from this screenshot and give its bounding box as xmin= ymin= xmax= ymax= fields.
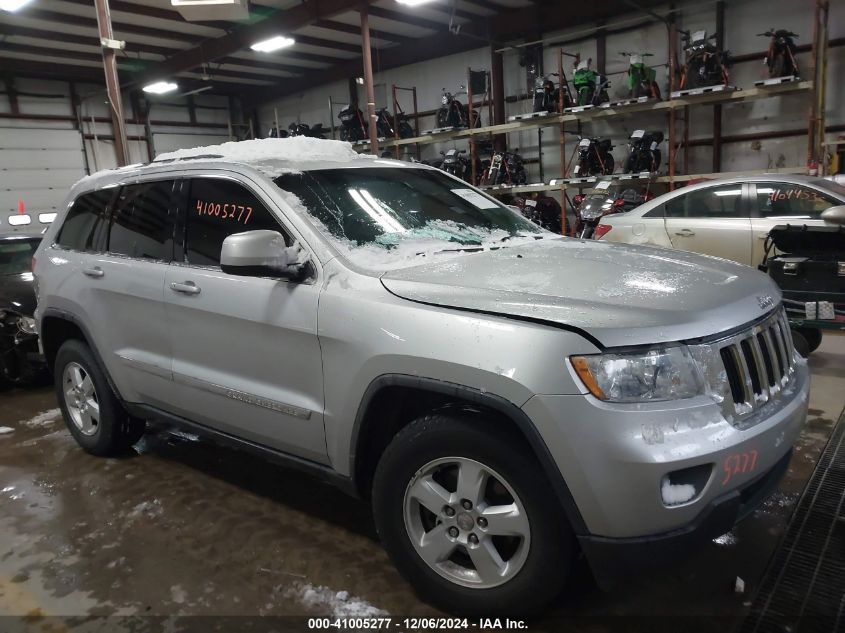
xmin=17 ymin=316 xmax=37 ymax=335
xmin=570 ymin=346 xmax=705 ymax=402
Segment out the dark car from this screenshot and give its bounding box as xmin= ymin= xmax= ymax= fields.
xmin=0 ymin=233 xmax=46 ymax=384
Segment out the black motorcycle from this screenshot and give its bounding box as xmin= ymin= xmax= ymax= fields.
xmin=287 ymin=122 xmax=327 ymax=139
xmin=394 ymin=104 xmax=415 ymax=139
xmin=759 ymin=29 xmax=799 ymax=78
xmin=573 ymin=138 xmax=614 ymax=177
xmin=338 ymin=104 xmax=368 ymax=142
xmin=532 ymin=74 xmax=563 ymax=113
xmin=679 ymin=29 xmax=730 ymax=90
xmin=436 ymin=87 xmax=477 ymax=129
xmin=624 ymin=130 xmax=663 ymax=173
xmin=481 ymin=150 xmax=527 ymax=186
xmin=519 ymin=195 xmax=562 ymax=234
xmin=573 ymin=187 xmax=653 ymax=238
xmin=440 ymin=149 xmax=478 ymax=183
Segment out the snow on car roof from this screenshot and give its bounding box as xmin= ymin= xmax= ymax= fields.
xmin=154 ymin=137 xmax=377 ymax=176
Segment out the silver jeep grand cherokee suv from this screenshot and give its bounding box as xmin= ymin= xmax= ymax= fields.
xmin=34 ymin=139 xmax=808 ymax=615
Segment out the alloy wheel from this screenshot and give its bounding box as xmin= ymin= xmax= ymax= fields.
xmin=62 ymin=362 xmax=100 ymax=436
xmin=403 ymin=457 xmax=531 ymax=589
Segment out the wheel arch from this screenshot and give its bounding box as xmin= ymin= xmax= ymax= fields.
xmin=350 ymin=374 xmax=588 ymax=535
xmin=40 ymin=308 xmax=124 ymax=400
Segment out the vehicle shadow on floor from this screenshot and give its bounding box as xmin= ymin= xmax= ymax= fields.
xmin=133 ymin=425 xmax=378 ymax=541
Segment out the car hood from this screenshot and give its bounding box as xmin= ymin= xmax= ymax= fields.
xmin=380 ymin=239 xmax=781 ymax=348
xmin=0 ymin=273 xmax=36 ymax=316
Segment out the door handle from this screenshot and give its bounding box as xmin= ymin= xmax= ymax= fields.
xmin=82 ymin=267 xmax=104 ymax=278
xmin=170 ymin=281 xmax=201 ymax=296
xmin=674 ymin=229 xmax=695 ymax=237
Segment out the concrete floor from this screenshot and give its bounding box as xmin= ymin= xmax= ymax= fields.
xmin=0 ymin=334 xmax=843 ymax=631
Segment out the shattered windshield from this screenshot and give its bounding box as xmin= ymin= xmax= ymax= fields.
xmin=273 ymin=167 xmax=541 ymax=249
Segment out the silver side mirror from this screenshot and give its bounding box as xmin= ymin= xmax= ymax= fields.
xmin=220 ymin=230 xmax=310 ymax=281
xmin=821 ymin=205 xmax=845 ymax=226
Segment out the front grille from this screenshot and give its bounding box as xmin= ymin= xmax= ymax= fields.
xmin=717 ymin=310 xmax=795 ymax=419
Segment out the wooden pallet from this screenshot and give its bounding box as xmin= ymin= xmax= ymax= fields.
xmin=754 ymin=75 xmax=801 ymax=87
xmin=600 ymin=96 xmax=655 ymax=108
xmin=507 ymin=111 xmax=558 ymax=122
xmin=670 ymin=84 xmax=738 ymax=98
xmin=420 ymin=126 xmax=464 ymax=135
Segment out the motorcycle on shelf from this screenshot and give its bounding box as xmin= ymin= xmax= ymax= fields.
xmin=572 ymin=57 xmax=610 ymax=107
xmin=518 ymin=195 xmax=562 ymax=234
xmin=624 ymin=129 xmax=664 ymax=173
xmin=481 ymin=150 xmax=527 ymax=186
xmin=440 ymin=149 xmax=477 ymax=183
xmin=678 ymin=29 xmax=731 ymax=90
xmin=573 ymin=186 xmax=653 ymax=238
xmin=393 ymin=103 xmax=416 ymax=139
xmin=759 ymin=29 xmax=800 ymax=78
xmin=436 ymin=87 xmax=477 ymax=129
xmin=573 ymin=137 xmax=614 ymax=177
xmin=620 ymin=52 xmax=662 ymax=99
xmin=287 ymin=122 xmax=327 ymax=139
xmin=533 ymin=74 xmax=565 ymax=113
xmin=338 ymin=104 xmax=368 ymax=142
xmin=375 ymin=108 xmax=396 ymax=138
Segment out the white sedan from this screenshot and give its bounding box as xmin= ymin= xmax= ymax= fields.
xmin=596 ymin=174 xmax=845 ymax=267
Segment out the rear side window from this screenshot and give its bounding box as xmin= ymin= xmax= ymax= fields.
xmin=184 ymin=178 xmax=287 ymax=267
xmin=754 ymin=182 xmax=838 ymax=218
xmin=56 ymin=189 xmax=114 ymax=252
xmin=664 ymin=185 xmax=746 ymax=219
xmin=108 ymin=181 xmax=175 ymax=260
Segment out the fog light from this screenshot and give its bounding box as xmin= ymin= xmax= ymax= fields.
xmin=660 ymin=463 xmax=712 ymax=507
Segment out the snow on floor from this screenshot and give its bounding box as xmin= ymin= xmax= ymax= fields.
xmin=19 ymin=408 xmax=62 ymax=428
xmin=286 ymin=583 xmax=387 ymax=617
xmin=661 ymin=479 xmax=696 ymax=505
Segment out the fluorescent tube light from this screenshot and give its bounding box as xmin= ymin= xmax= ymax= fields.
xmin=251 ymin=36 xmax=295 ymax=53
xmin=8 ymin=215 xmax=31 ymax=226
xmin=0 ymin=0 xmax=34 ymax=12
xmin=143 ymin=81 xmax=179 ymax=94
xmin=395 ymin=0 xmax=435 ymax=5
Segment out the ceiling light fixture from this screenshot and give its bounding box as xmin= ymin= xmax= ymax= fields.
xmin=0 ymin=0 xmax=34 ymax=12
xmin=143 ymin=81 xmax=179 ymax=95
xmin=250 ymin=35 xmax=295 ymax=53
xmin=395 ymin=0 xmax=436 ymax=6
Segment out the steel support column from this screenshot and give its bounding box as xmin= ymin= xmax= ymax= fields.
xmin=93 ymin=0 xmax=129 ymax=166
xmin=713 ymin=0 xmax=724 ymax=172
xmin=491 ymin=43 xmax=506 ymax=151
xmin=360 ymin=3 xmax=379 ymax=153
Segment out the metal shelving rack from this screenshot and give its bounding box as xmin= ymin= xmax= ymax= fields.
xmin=347 ymin=1 xmax=829 ymax=233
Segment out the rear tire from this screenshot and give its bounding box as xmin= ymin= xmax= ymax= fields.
xmin=791 ymin=328 xmax=810 ymax=358
xmin=54 ymin=340 xmax=145 ymax=456
xmin=372 ymin=412 xmax=573 ymax=616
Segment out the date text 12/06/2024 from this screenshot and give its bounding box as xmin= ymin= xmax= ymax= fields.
xmin=307 ymin=617 xmax=529 ymax=631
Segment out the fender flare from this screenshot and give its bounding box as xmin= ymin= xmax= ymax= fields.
xmin=40 ymin=307 xmax=125 ymax=401
xmin=350 ymin=374 xmax=588 ymax=535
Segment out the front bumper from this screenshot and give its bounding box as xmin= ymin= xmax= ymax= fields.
xmin=520 ymin=354 xmax=809 ymax=582
xmin=579 ymin=448 xmax=791 ymax=589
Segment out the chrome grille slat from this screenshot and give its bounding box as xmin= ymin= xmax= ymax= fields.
xmin=761 ymin=329 xmax=782 ymax=385
xmin=714 ymin=309 xmax=795 ymax=423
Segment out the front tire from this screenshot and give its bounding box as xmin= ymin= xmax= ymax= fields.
xmin=54 ymin=339 xmax=145 ymax=456
xmin=372 ymin=413 xmax=573 ymax=615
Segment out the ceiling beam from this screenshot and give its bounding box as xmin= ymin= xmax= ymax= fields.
xmin=0 ymin=23 xmax=174 ymax=57
xmin=56 ymin=0 xmax=231 ymax=29
xmin=247 ymin=28 xmax=485 ymax=104
xmin=291 ymin=34 xmax=362 ymax=54
xmin=313 ymin=19 xmax=416 ymax=45
xmin=364 ymin=6 xmax=448 ymax=32
xmin=23 ymin=8 xmax=211 ymax=44
xmin=128 ymin=0 xmax=368 ymax=88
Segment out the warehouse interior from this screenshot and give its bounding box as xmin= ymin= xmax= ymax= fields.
xmin=1 ymin=0 xmax=844 ymax=629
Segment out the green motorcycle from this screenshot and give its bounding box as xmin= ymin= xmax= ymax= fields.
xmin=572 ymin=57 xmax=610 ymax=107
xmin=620 ymin=52 xmax=662 ymax=99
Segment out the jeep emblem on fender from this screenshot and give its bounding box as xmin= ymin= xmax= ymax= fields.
xmin=758 ymin=295 xmax=775 ymax=310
